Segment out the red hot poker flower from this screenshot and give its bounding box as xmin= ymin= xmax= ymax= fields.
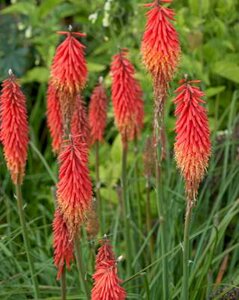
xmin=174 ymin=78 xmax=211 ymax=205
xmin=89 ymin=78 xmax=108 ymax=145
xmin=53 ymin=208 xmax=74 ymax=280
xmin=51 ymin=31 xmax=87 ymax=123
xmin=0 ymin=70 xmax=29 ymax=185
xmin=141 ymin=0 xmax=181 ymax=87
xmin=71 ymin=95 xmax=90 ymax=145
xmin=46 ymin=82 xmax=63 ymax=154
xmin=111 ymin=49 xmax=144 ymax=146
xmin=51 ymin=31 xmax=87 ymax=96
xmin=57 ymin=134 xmax=92 ymax=238
xmin=91 ymin=239 xmax=126 ymax=300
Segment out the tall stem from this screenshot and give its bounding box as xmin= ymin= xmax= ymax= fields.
xmin=134 ymin=138 xmax=142 ymax=231
xmin=146 ymin=177 xmax=154 ymax=260
xmin=75 ymin=234 xmax=90 ymax=300
xmin=155 ymin=152 xmax=169 ymax=300
xmin=61 ymin=266 xmax=67 ymax=300
xmin=95 ymin=140 xmax=103 ymax=234
xmin=122 ymin=143 xmax=132 ymax=275
xmin=16 ymin=183 xmax=40 ymax=299
xmin=182 ymin=203 xmax=192 ymax=300
xmin=154 ymin=88 xmax=169 ymax=300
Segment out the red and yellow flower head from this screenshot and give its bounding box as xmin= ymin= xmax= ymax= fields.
xmin=71 ymin=95 xmax=90 ymax=145
xmin=91 ymin=239 xmax=126 ymax=300
xmin=89 ymin=78 xmax=108 ymax=145
xmin=53 ymin=208 xmax=74 ymax=280
xmin=46 ymin=82 xmax=63 ymax=154
xmin=0 ymin=70 xmax=29 ymax=185
xmin=174 ymin=77 xmax=211 ymax=205
xmin=141 ymin=0 xmax=180 ymax=87
xmin=111 ymin=49 xmax=144 ymax=146
xmin=57 ymin=134 xmax=92 ymax=238
xmin=51 ymin=30 xmax=87 ymax=123
xmin=51 ymin=31 xmax=87 ymax=95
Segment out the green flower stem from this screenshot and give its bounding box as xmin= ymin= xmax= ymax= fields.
xmin=16 ymin=183 xmax=40 ymax=299
xmin=146 ymin=177 xmax=154 ymax=260
xmin=122 ymin=142 xmax=133 ymax=275
xmin=155 ymin=123 xmax=169 ymax=300
xmin=182 ymin=203 xmax=192 ymax=300
xmin=61 ymin=266 xmax=67 ymax=300
xmin=95 ymin=140 xmax=104 ymax=234
xmin=75 ymin=234 xmax=90 ymax=300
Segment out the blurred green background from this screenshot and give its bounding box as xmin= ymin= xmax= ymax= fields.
xmin=0 ymin=0 xmax=239 ymax=299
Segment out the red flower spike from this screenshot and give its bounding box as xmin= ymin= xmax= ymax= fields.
xmin=111 ymin=49 xmax=144 ymax=146
xmin=0 ymin=71 xmax=29 ymax=185
xmin=53 ymin=208 xmax=74 ymax=280
xmin=174 ymin=78 xmax=211 ymax=205
xmin=57 ymin=134 xmax=92 ymax=238
xmin=46 ymin=82 xmax=63 ymax=154
xmin=51 ymin=31 xmax=87 ymax=95
xmin=71 ymin=95 xmax=90 ymax=145
xmin=50 ymin=31 xmax=87 ymax=123
xmin=91 ymin=239 xmax=126 ymax=300
xmin=141 ymin=0 xmax=180 ymax=86
xmin=89 ymin=78 xmax=108 ymax=144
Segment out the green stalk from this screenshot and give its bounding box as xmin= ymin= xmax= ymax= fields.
xmin=75 ymin=234 xmax=90 ymax=300
xmin=134 ymin=138 xmax=143 ymax=230
xmin=154 ymin=89 xmax=169 ymax=299
xmin=61 ymin=266 xmax=67 ymax=300
xmin=16 ymin=183 xmax=40 ymax=299
xmin=95 ymin=140 xmax=103 ymax=234
xmin=146 ymin=177 xmax=154 ymax=260
xmin=155 ymin=155 xmax=169 ymax=300
xmin=182 ymin=203 xmax=192 ymax=300
xmin=122 ymin=142 xmax=133 ymax=275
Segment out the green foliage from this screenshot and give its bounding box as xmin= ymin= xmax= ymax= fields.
xmin=0 ymin=0 xmax=239 ymax=299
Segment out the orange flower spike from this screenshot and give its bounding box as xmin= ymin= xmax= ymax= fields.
xmin=46 ymin=82 xmax=63 ymax=153
xmin=141 ymin=0 xmax=180 ymax=86
xmin=111 ymin=49 xmax=144 ymax=146
xmin=91 ymin=239 xmax=126 ymax=300
xmin=174 ymin=77 xmax=211 ymax=205
xmin=89 ymin=77 xmax=108 ymax=145
xmin=57 ymin=134 xmax=92 ymax=238
xmin=0 ymin=70 xmax=29 ymax=185
xmin=53 ymin=208 xmax=74 ymax=280
xmin=71 ymin=95 xmax=90 ymax=145
xmin=51 ymin=30 xmax=87 ymax=95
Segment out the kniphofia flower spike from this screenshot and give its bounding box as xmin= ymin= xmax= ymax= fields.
xmin=89 ymin=77 xmax=108 ymax=145
xmin=111 ymin=49 xmax=144 ymax=147
xmin=53 ymin=208 xmax=74 ymax=280
xmin=57 ymin=134 xmax=92 ymax=238
xmin=51 ymin=28 xmax=87 ymax=124
xmin=46 ymin=82 xmax=63 ymax=154
xmin=174 ymin=76 xmax=211 ymax=205
xmin=141 ymin=0 xmax=181 ymax=87
xmin=0 ymin=70 xmax=29 ymax=184
xmin=91 ymin=238 xmax=126 ymax=300
xmin=71 ymin=95 xmax=90 ymax=145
